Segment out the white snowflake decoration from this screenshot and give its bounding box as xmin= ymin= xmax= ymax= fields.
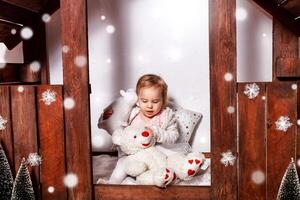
xmin=244 ymin=83 xmax=260 ymax=99
xmin=41 ymin=89 xmax=57 ymax=106
xmin=0 ymin=115 xmax=8 ymax=131
xmin=275 ymin=116 xmax=293 ymax=132
xmin=220 ymin=150 xmax=236 ymax=167
xmin=27 ymin=153 xmax=42 ymax=166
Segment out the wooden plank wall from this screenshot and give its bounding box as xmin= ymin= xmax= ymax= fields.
xmin=10 ymin=85 xmax=40 ymax=198
xmin=209 ymin=0 xmax=237 ymax=199
xmin=266 ymin=82 xmax=297 ymax=200
xmin=37 ymin=86 xmax=67 ymax=199
xmin=0 ymin=85 xmax=66 ymax=199
xmin=238 ymin=83 xmax=266 ymax=199
xmin=238 ymin=82 xmax=297 ymax=200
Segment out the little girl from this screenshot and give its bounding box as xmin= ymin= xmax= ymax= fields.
xmin=108 ymin=74 xmax=184 ymax=184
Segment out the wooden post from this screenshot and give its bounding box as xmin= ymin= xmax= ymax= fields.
xmin=60 ymin=0 xmax=93 ymax=199
xmin=209 ymin=0 xmax=238 ymax=199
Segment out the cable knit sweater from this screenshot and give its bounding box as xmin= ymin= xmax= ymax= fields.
xmin=128 ymin=106 xmax=179 ymax=145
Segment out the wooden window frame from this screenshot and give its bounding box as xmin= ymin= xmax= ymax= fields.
xmin=60 ymin=0 xmax=237 ymax=199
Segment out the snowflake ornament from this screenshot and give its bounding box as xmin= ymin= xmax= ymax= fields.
xmin=275 ymin=116 xmax=293 ymax=132
xmin=220 ymin=150 xmax=236 ymax=167
xmin=27 ymin=153 xmax=42 ymax=166
xmin=0 ymin=115 xmax=8 ymax=131
xmin=40 ymin=89 xmax=57 ymax=106
xmin=244 ymin=83 xmax=260 ymax=99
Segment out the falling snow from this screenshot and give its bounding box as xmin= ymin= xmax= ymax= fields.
xmin=244 ymin=83 xmax=260 ymax=99
xmin=275 ymin=116 xmax=293 ymax=132
xmin=20 ymin=27 xmax=33 ymax=40
xmin=27 ymin=153 xmax=42 ymax=166
xmin=64 ymin=173 xmax=78 ymax=188
xmin=220 ymin=150 xmax=236 ymax=167
xmin=0 ymin=115 xmax=8 ymax=131
xmin=41 ymin=90 xmax=57 ymax=106
xmin=64 ymin=98 xmax=75 ymax=110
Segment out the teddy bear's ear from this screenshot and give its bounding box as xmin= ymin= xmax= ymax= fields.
xmin=112 ymin=128 xmax=123 ymax=145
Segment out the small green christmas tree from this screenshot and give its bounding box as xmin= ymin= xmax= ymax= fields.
xmin=11 ymin=158 xmax=35 ymax=200
xmin=277 ymin=158 xmax=300 ymax=200
xmin=0 ymin=143 xmax=13 ymax=199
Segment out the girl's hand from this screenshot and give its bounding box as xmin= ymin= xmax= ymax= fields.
xmin=145 ymin=126 xmax=159 ymax=140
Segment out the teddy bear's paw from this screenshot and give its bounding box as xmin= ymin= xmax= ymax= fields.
xmin=153 ymin=168 xmax=175 ymax=187
xmin=96 ymin=178 xmax=109 ymax=184
xmin=182 ymin=154 xmax=205 ymax=179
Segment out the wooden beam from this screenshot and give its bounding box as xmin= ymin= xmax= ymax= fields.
xmin=60 ymin=0 xmax=93 ymax=199
xmin=2 ymin=0 xmax=45 ymax=13
xmin=95 ymin=185 xmax=211 ymax=200
xmin=0 ymin=1 xmax=40 ymax=25
xmin=0 ymin=63 xmax=42 ymax=84
xmin=252 ymin=0 xmax=300 ymax=36
xmin=209 ymin=0 xmax=237 ymax=199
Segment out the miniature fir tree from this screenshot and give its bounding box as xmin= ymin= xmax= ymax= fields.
xmin=0 ymin=144 xmax=13 ymax=199
xmin=277 ymin=158 xmax=300 ymax=200
xmin=11 ymin=158 xmax=35 ymax=200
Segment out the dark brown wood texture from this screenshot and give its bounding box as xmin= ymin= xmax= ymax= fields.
xmin=2 ymin=0 xmax=46 ymax=12
xmin=0 ymin=1 xmax=39 ymax=25
xmin=209 ymin=0 xmax=237 ymax=199
xmin=274 ymin=20 xmax=299 ymax=79
xmin=0 ymin=86 xmax=14 ymax=170
xmin=60 ymin=0 xmax=93 ymax=199
xmin=94 ymin=185 xmax=210 ymax=200
xmin=10 ymin=85 xmax=40 ymax=198
xmin=281 ymin=0 xmax=300 ymax=18
xmin=267 ymin=82 xmax=297 ymax=200
xmin=0 ymin=64 xmax=21 ymax=83
xmin=37 ymin=85 xmax=67 ymax=199
xmin=276 ymin=58 xmax=300 ymax=77
xmin=252 ymin=0 xmax=300 ymax=36
xmin=0 ymin=20 xmax=21 ymax=50
xmin=23 ymin=22 xmax=49 ymax=84
xmin=238 ymin=83 xmax=266 ymax=200
xmin=0 ymin=63 xmax=44 ymax=84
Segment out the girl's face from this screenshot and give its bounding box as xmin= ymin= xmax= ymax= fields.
xmin=137 ymin=86 xmax=163 ymax=118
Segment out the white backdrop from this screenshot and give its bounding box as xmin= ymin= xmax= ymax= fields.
xmin=88 ymin=0 xmax=210 ymax=152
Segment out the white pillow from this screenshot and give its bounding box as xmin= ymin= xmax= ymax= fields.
xmin=169 ymin=104 xmax=203 ymax=143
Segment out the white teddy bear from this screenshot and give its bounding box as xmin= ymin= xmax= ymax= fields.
xmin=112 ymin=125 xmax=206 ymax=187
xmin=98 ymin=88 xmax=138 ymax=134
xmin=112 ymin=125 xmax=176 ymax=187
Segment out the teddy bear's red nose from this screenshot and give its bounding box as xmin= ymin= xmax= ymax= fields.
xmin=141 ymin=131 xmax=149 ymax=137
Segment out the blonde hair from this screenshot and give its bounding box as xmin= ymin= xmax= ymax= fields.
xmin=136 ymin=74 xmax=168 ymax=108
